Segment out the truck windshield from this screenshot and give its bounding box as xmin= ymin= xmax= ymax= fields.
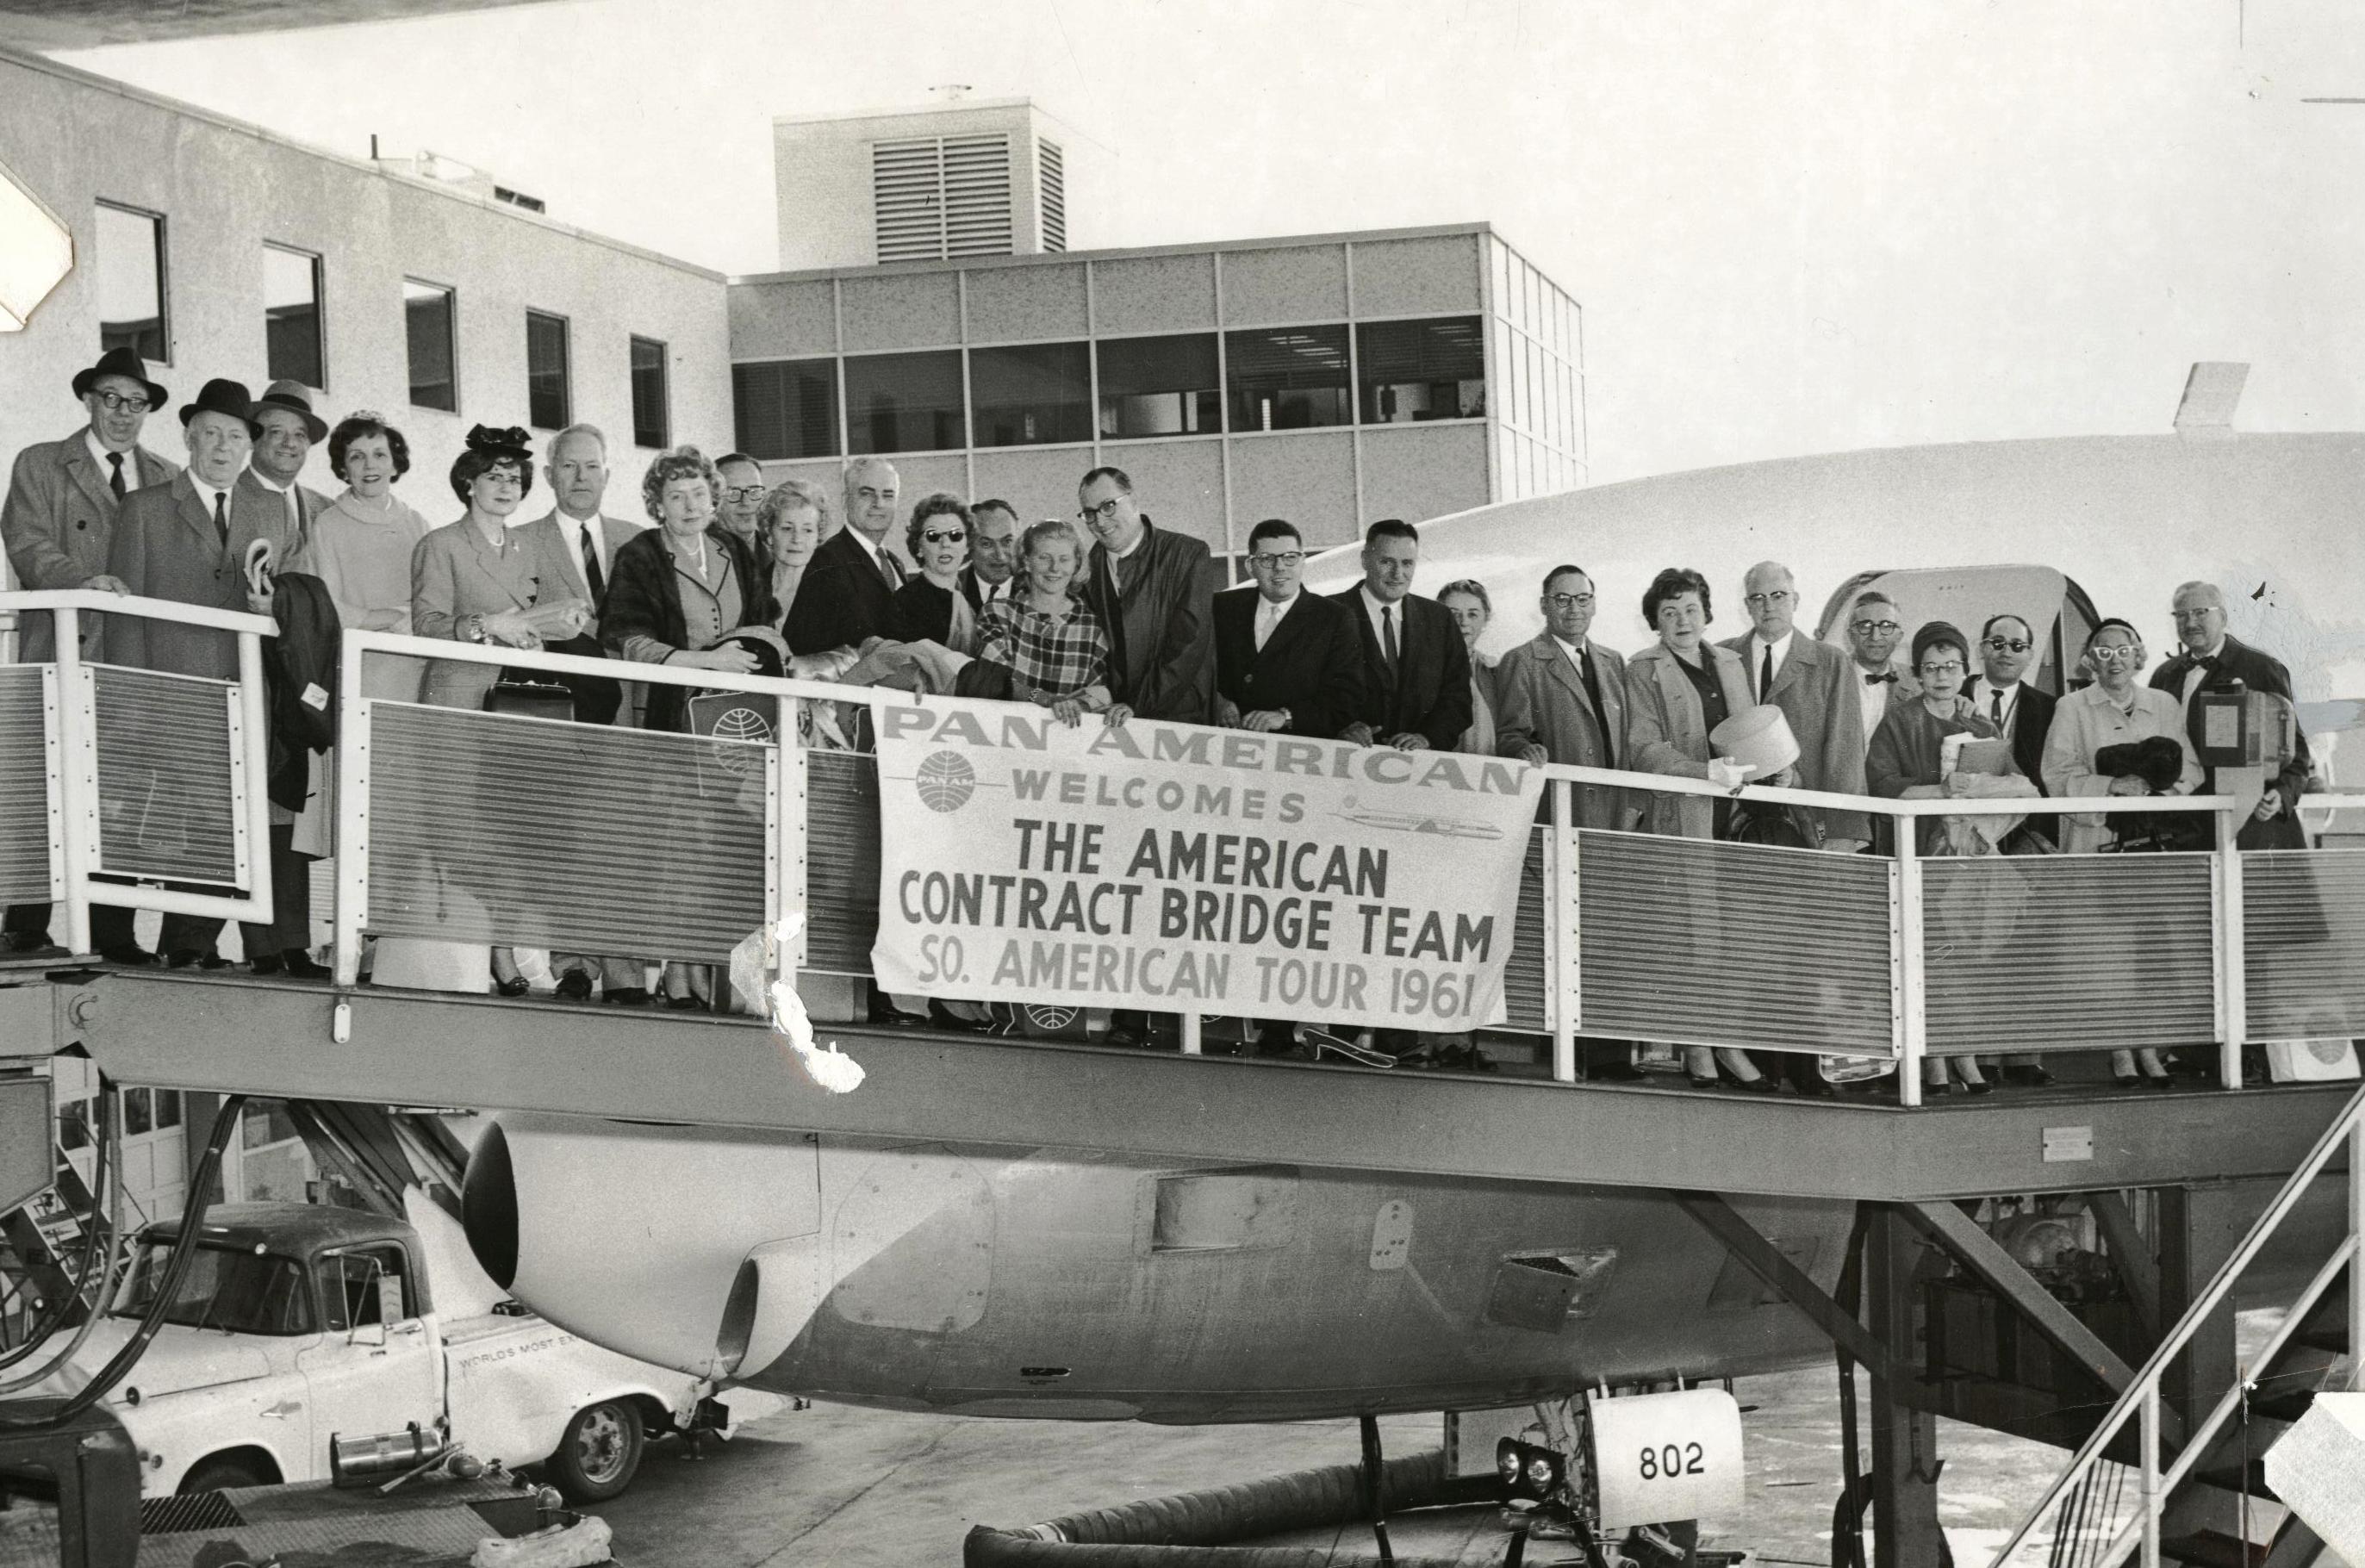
xmin=112 ymin=1241 xmax=316 ymax=1335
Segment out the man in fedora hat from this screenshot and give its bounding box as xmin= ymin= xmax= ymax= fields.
xmin=0 ymin=346 xmax=181 ymax=956
xmin=236 ymin=378 xmax=329 ymax=562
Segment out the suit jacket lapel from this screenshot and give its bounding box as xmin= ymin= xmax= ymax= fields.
xmin=173 ymin=476 xmax=221 ymax=556
xmin=63 ymin=445 xmax=115 ymax=521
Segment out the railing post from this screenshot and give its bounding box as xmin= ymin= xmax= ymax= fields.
xmin=782 ymin=699 xmax=808 ymax=973
xmin=2351 ymin=1115 xmax=2364 ymax=1391
xmin=1550 ymin=777 xmax=1577 ymax=1084
xmin=2215 ymin=806 xmax=2246 ymax=1089
xmin=331 ymin=637 xmax=370 ymax=988
xmin=233 ymin=630 xmax=273 ymax=924
xmin=1895 ymin=820 xmax=1924 ymax=1108
xmin=50 ymin=607 xmax=93 ymax=956
xmin=2139 ymin=1381 xmax=2163 ymax=1568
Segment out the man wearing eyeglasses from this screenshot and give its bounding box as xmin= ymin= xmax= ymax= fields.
xmin=1 ymin=347 xmax=183 ymax=956
xmin=1964 ymin=613 xmax=2057 ymax=787
xmin=787 ymin=457 xmax=907 ymax=657
xmin=1212 ymin=519 xmax=1362 ymax=739
xmin=2151 ymin=581 xmax=2312 ymax=851
xmin=1076 ymin=465 xmax=1216 ymax=724
xmin=710 ymin=453 xmax=772 ymax=576
xmin=1841 ymin=590 xmax=1920 ymax=756
xmin=1720 ymin=561 xmax=1868 ymax=851
xmin=1493 ymin=563 xmax=1638 ymax=831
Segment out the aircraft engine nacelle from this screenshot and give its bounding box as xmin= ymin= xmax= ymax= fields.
xmin=462 ymin=1113 xmax=825 ymax=1381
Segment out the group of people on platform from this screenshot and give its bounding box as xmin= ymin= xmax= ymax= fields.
xmin=0 ymin=347 xmax=2323 ymax=1094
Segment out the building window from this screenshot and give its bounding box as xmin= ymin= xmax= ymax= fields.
xmin=526 ymin=310 xmax=570 ymax=430
xmin=263 ymin=244 xmax=324 ymax=389
xmin=843 ymin=350 xmax=963 ymax=455
xmin=630 ymin=336 xmax=669 ymax=449
xmin=969 ymin=342 xmax=1090 ymax=447
xmin=1038 ymin=139 xmax=1066 ymax=252
xmin=403 ymin=280 xmax=457 ymax=413
xmin=96 ymin=202 xmax=168 ymax=364
xmin=1224 ymin=325 xmax=1351 ymax=432
xmin=1098 ymin=334 xmax=1217 ymax=439
xmin=1358 ymin=316 xmax=1485 ymax=423
xmin=733 ymin=359 xmax=840 ymax=461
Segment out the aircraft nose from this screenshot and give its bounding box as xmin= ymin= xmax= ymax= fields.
xmin=461 ymin=1120 xmax=518 ymax=1290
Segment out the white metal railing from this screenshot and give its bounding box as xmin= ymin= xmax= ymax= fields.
xmin=1 ymin=589 xmax=276 ymax=949
xmin=1985 ymin=1081 xmax=2365 ymax=1568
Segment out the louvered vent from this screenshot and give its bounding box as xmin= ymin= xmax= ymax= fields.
xmin=873 ymin=137 xmax=945 ymax=264
xmin=0 ymin=665 xmax=53 ymax=904
xmin=1038 ymin=138 xmax=1066 ymax=251
xmin=943 ymin=134 xmax=1013 ymax=256
xmin=871 ymin=134 xmax=1014 ymax=262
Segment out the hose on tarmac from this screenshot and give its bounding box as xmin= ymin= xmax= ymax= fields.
xmin=963 ymin=1450 xmax=1503 ymax=1567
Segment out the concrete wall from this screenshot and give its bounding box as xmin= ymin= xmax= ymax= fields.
xmin=0 ymin=47 xmax=730 ymax=554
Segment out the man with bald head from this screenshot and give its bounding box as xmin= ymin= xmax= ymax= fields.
xmin=2151 ymin=580 xmax=2312 ymax=851
xmin=787 ymin=457 xmax=906 ymax=655
xmin=1720 ymin=561 xmax=1868 ymax=850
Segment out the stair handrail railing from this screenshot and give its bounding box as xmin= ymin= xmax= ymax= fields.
xmin=1986 ymin=1080 xmax=2365 ymax=1568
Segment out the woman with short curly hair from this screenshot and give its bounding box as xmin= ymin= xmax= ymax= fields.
xmin=296 ymin=412 xmax=431 ymax=698
xmin=601 ymin=444 xmax=780 ymax=731
xmin=887 ymin=493 xmax=979 ymax=651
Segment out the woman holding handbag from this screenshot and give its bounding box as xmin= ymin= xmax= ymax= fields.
xmin=401 ymin=425 xmax=588 ymax=997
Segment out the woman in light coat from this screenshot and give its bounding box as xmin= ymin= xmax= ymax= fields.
xmin=1621 ymin=568 xmax=1772 ymax=1092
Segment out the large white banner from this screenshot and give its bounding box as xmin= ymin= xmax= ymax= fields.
xmin=868 ymin=696 xmax=1546 ymax=1031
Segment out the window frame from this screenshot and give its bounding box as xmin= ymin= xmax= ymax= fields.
xmin=402 ymin=277 xmax=460 ymax=414
xmin=731 ymin=357 xmax=843 ymax=462
xmin=1094 ymin=330 xmax=1221 ymax=442
xmin=525 ymin=308 xmax=573 ymax=432
xmin=1220 ymin=323 xmax=1354 ymax=434
xmin=967 ymin=339 xmax=1092 ymax=449
xmin=95 ymin=199 xmax=171 ymax=367
xmin=629 ymin=334 xmax=670 ymax=450
xmin=842 ymin=347 xmax=968 ymax=457
xmin=1354 ymin=314 xmax=1488 ymax=426
xmin=261 ymin=241 xmax=327 ymax=391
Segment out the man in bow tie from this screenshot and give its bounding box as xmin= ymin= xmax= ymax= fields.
xmin=1841 ymin=588 xmax=1918 ymax=758
xmin=2151 ymin=580 xmax=2312 ymax=850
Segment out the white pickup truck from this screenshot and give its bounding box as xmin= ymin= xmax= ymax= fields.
xmin=28 ymin=1190 xmax=764 ymax=1501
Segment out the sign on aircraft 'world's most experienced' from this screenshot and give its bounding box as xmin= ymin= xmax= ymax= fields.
xmin=868 ymin=696 xmax=1545 ymax=1030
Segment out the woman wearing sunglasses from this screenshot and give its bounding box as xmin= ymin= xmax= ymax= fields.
xmin=887 ymin=493 xmax=982 ymax=655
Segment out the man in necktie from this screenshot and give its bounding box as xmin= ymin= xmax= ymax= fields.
xmin=1493 ymin=563 xmax=1638 ymax=832
xmin=1332 ymin=520 xmax=1467 ymax=752
xmin=711 ymin=452 xmax=772 ymax=581
xmin=786 ymin=457 xmax=909 ymax=656
xmin=1840 ymin=588 xmax=1918 ymax=759
xmin=234 ymin=380 xmax=328 ymax=568
xmin=958 ymin=500 xmax=1021 ymax=620
xmin=98 ymin=378 xmax=265 ymax=967
xmin=0 ymin=347 xmax=183 ymax=956
xmin=1718 ymin=560 xmax=1869 ymax=851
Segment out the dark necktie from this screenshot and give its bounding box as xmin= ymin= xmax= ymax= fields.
xmin=1990 ymin=687 xmax=2005 ymax=726
xmin=1759 ymin=644 xmax=1776 ymax=702
xmin=211 ymin=491 xmax=228 ymax=546
xmin=580 ymin=528 xmax=605 ymax=602
xmin=881 ymin=549 xmax=904 ymax=590
xmin=1575 ymin=644 xmax=1610 ymax=763
xmin=1381 ymin=606 xmax=1400 ymax=681
xmin=107 ymin=451 xmax=126 ymax=500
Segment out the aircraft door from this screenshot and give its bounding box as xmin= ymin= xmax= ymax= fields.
xmin=297 ymin=1244 xmax=441 ymax=1479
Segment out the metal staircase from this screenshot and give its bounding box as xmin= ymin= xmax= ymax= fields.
xmin=1986 ymin=1084 xmax=2365 ymax=1568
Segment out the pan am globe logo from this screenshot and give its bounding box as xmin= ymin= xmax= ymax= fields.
xmin=914 ymin=749 xmax=978 ymax=812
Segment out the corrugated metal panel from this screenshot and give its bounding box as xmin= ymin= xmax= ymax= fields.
xmin=1502 ymin=828 xmax=1547 ymax=1031
xmin=365 ymin=704 xmax=769 ymax=962
xmin=90 ymin=664 xmax=237 ymax=884
xmin=2246 ymin=849 xmax=2365 ymax=1039
xmin=1576 ymin=830 xmax=1895 ymax=1055
xmin=806 ymin=750 xmax=881 ymax=974
xmin=0 ymin=665 xmax=53 ymax=904
xmin=1923 ymin=854 xmax=2216 ymax=1053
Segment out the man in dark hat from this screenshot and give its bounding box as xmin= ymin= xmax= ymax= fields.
xmin=236 ymin=378 xmax=329 ymax=563
xmin=103 ymin=377 xmax=285 ymax=968
xmin=0 ymin=346 xmax=180 ymax=956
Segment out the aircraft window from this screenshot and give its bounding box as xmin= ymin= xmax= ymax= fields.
xmin=405 ymin=280 xmax=457 ymax=414
xmin=96 ymin=201 xmax=170 ymax=364
xmin=263 ymin=243 xmax=325 ymax=391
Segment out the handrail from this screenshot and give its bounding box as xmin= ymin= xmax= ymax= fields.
xmin=0 ymin=587 xmax=276 ymax=638
xmin=345 ymin=626 xmax=878 ymax=701
xmin=1544 ymin=758 xmax=2237 ymax=818
xmin=1984 ymin=1080 xmax=2365 ymax=1568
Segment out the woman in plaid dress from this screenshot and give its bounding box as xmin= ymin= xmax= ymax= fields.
xmin=979 ymin=520 xmax=1123 ymax=727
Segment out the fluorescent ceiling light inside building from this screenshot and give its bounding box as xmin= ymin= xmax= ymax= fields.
xmin=0 ymin=154 xmax=72 ymax=333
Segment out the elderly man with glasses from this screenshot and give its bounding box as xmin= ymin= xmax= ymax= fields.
xmin=1 ymin=346 xmax=183 ymax=958
xmin=1075 ymin=464 xmax=1217 ymax=725
xmin=1495 ymin=563 xmax=1639 ymax=832
xmin=2150 ymin=581 xmax=2313 ymax=852
xmin=1719 ymin=560 xmax=1869 ymax=852
xmin=1839 ymin=589 xmax=1919 ymax=756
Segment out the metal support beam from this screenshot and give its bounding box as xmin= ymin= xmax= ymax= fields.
xmin=1675 ymin=1192 xmax=1898 ymax=1384
xmin=2088 ymin=1190 xmax=2163 ymax=1343
xmin=1865 ymin=1208 xmax=1947 ymax=1568
xmin=2158 ymin=1184 xmax=2246 ymax=1434
xmin=1901 ymin=1200 xmax=2146 ymax=1397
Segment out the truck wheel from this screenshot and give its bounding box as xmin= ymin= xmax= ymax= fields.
xmin=549 ymin=1399 xmax=644 ymax=1503
xmin=180 ymin=1453 xmax=273 ymax=1494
